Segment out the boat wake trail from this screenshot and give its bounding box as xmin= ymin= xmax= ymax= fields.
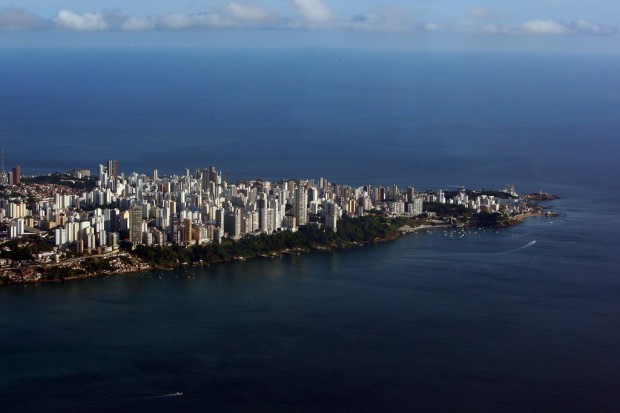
xmin=407 ymin=241 xmax=537 ymax=259
xmin=494 ymin=240 xmax=536 ymax=255
xmin=138 ymin=392 xmax=183 ymax=399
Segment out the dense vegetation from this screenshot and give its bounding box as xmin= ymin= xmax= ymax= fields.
xmin=423 ymin=202 xmax=470 ymax=218
xmin=133 ymin=216 xmax=407 ymax=267
xmin=22 ymin=173 xmax=97 ymax=190
xmin=470 ymin=212 xmax=509 ymax=226
xmin=0 ymin=236 xmax=54 ymax=261
xmin=42 ymin=266 xmax=84 ymax=281
xmin=82 ymin=258 xmax=113 ymax=274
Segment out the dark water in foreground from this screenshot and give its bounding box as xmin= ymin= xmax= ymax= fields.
xmin=2 ymin=194 xmax=620 ymax=412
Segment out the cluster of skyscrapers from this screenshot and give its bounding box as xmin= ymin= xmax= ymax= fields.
xmin=1 ymin=159 xmax=526 ymax=253
xmin=46 ymin=160 xmax=432 ymax=251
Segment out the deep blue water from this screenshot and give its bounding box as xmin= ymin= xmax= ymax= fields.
xmin=1 ymin=49 xmax=619 ymax=412
xmin=1 ymin=49 xmax=619 ymax=190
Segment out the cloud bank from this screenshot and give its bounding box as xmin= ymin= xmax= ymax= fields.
xmin=54 ymin=10 xmax=108 ymax=31
xmin=290 ymin=0 xmax=334 ymax=23
xmin=0 ymin=6 xmax=47 ymax=30
xmin=519 ymin=20 xmax=569 ymax=35
xmin=0 ymin=3 xmax=618 ymax=38
xmin=426 ymin=18 xmax=618 ymax=37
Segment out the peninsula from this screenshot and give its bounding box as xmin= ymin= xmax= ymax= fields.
xmin=0 ymin=161 xmax=556 ymax=285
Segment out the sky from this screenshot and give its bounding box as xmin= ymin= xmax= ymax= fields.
xmin=1 ymin=0 xmax=619 ymax=52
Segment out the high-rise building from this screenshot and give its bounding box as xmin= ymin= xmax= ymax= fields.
xmin=438 ymin=189 xmax=446 ymax=204
xmin=294 ymin=185 xmax=308 ymax=226
xmin=406 ymin=187 xmax=416 ymax=202
xmin=11 ymin=165 xmax=20 ymax=185
xmin=0 ymin=149 xmax=6 ymax=185
xmin=325 ymin=201 xmax=338 ymax=232
xmin=182 ymin=219 xmax=192 ymax=244
xmin=129 ymin=206 xmax=142 ymax=244
xmin=390 ymin=184 xmax=399 ymax=201
xmin=202 ymin=168 xmax=210 ymax=192
xmin=224 ymin=208 xmax=242 ymax=239
xmin=107 ymin=232 xmax=119 ymax=248
xmin=107 ymin=159 xmax=118 ymax=180
xmin=412 ymin=198 xmax=424 ymax=216
xmin=169 ymin=215 xmax=181 ymax=244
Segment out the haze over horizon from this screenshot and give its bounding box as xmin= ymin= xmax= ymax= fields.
xmin=1 ymin=0 xmax=619 ymax=53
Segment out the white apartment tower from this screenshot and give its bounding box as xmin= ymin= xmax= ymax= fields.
xmin=294 ymin=185 xmax=308 ymax=226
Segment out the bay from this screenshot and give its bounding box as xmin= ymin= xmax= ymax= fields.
xmin=1 ymin=194 xmax=619 ymax=412
xmin=1 ymin=49 xmax=619 ymax=412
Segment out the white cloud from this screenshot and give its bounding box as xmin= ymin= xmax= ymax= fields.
xmin=48 ymin=5 xmax=277 ymax=32
xmin=424 ymin=22 xmax=442 ymax=31
xmin=161 ymin=12 xmax=235 ymax=30
xmin=569 ymin=19 xmax=617 ymax=35
xmin=424 ymin=18 xmax=609 ymax=37
xmin=350 ymin=6 xmax=415 ymax=32
xmin=224 ymin=2 xmax=273 ymax=22
xmin=121 ymin=16 xmax=156 ymax=31
xmin=0 ymin=6 xmax=47 ymax=31
xmin=142 ymin=3 xmax=276 ymax=31
xmin=158 ymin=13 xmax=201 ymax=30
xmin=519 ymin=19 xmax=568 ymax=35
xmin=3 ymin=3 xmax=618 ymax=38
xmin=54 ymin=10 xmax=108 ymax=31
xmin=573 ymin=19 xmax=602 ymax=34
xmin=290 ymin=0 xmax=334 ymax=23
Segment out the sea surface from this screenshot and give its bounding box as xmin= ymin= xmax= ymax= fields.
xmin=1 ymin=49 xmax=619 ymax=412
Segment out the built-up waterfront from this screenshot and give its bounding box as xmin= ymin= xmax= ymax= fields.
xmin=0 ymin=160 xmax=551 ymax=284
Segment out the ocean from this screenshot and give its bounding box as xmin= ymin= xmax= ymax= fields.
xmin=0 ymin=49 xmax=619 ymax=412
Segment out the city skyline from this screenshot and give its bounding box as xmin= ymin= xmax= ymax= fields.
xmin=2 ymin=156 xmax=533 ymax=252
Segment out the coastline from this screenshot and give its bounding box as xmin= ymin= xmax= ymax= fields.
xmin=0 ymin=212 xmax=552 ymax=286
xmin=0 ymin=239 xmax=396 ymax=286
xmin=2 ymin=169 xmax=560 ymax=287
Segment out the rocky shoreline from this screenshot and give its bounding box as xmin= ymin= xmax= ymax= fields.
xmin=1 ymin=189 xmax=560 ymax=287
xmin=1 ymin=213 xmax=553 ymax=286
